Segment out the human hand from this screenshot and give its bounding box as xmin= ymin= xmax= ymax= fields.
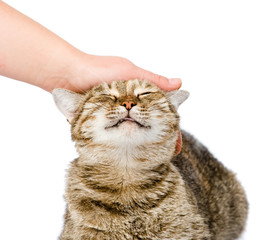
xmin=50 ymin=54 xmax=182 ymax=93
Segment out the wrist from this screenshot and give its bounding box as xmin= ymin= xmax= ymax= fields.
xmin=38 ymin=47 xmax=86 ymax=92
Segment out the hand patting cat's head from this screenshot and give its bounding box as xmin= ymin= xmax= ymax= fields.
xmin=52 ymin=80 xmax=188 ymax=156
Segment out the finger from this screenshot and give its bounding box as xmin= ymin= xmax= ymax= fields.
xmin=135 ymin=68 xmax=182 ymax=91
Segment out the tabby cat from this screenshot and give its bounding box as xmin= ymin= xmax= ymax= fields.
xmin=52 ymin=79 xmax=248 ymax=240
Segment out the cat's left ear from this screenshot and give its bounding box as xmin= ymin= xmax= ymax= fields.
xmin=52 ymin=89 xmax=83 ymax=123
xmin=166 ymin=90 xmax=189 ymax=110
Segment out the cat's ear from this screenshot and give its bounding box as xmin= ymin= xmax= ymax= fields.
xmin=52 ymin=89 xmax=83 ymax=123
xmin=166 ymin=90 xmax=189 ymax=110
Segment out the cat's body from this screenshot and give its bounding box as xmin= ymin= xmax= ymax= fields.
xmin=53 ymin=80 xmax=248 ymax=240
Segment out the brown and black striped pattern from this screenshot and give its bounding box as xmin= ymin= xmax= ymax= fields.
xmin=57 ymin=80 xmax=247 ymax=240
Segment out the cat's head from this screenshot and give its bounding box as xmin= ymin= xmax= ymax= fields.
xmin=52 ymin=80 xmax=188 ymax=155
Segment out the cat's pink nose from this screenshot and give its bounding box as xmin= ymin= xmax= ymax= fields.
xmin=122 ymin=100 xmax=136 ymax=110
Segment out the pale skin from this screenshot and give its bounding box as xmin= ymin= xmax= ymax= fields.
xmin=0 ymin=1 xmax=181 ymax=93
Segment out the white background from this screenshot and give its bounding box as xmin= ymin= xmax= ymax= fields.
xmin=0 ymin=0 xmax=266 ymax=239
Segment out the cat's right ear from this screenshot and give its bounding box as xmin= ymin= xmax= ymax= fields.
xmin=52 ymin=89 xmax=83 ymax=123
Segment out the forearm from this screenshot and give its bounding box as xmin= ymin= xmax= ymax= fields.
xmin=0 ymin=1 xmax=81 ymax=91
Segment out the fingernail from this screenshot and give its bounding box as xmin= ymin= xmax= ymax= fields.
xmin=168 ymin=78 xmax=182 ymax=86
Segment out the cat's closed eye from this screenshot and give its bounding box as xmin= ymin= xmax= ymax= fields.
xmin=99 ymin=94 xmax=118 ymax=102
xmin=137 ymin=92 xmax=154 ymax=99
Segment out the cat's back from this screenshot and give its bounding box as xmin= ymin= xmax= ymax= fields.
xmin=172 ymin=130 xmax=248 ymax=240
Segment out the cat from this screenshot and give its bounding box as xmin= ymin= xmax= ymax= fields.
xmin=52 ymin=79 xmax=248 ymax=240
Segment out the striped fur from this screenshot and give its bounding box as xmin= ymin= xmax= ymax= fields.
xmin=53 ymin=80 xmax=248 ymax=240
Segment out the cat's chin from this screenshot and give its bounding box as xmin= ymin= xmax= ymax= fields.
xmin=102 ymin=120 xmax=152 ymax=144
xmin=105 ymin=117 xmax=150 ymax=130
xmin=112 ymin=120 xmax=147 ymax=136
xmin=118 ymin=119 xmax=141 ymax=127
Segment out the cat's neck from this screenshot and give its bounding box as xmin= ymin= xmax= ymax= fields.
xmin=68 ymin=143 xmax=180 ymax=213
xmin=75 ymin=143 xmax=175 ymax=188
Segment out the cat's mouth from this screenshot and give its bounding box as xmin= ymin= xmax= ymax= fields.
xmin=106 ymin=117 xmax=150 ymax=129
